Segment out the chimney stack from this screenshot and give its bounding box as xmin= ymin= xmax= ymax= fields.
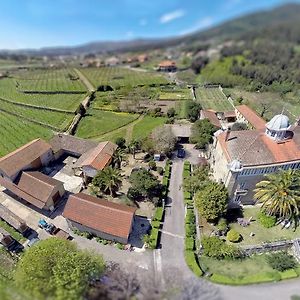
xmin=225 ymin=129 xmax=231 ymax=142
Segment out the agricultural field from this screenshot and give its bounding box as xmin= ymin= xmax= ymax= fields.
xmin=131 ymin=116 xmax=166 ymax=140
xmin=228 ymin=88 xmax=300 ymax=122
xmin=14 ymin=68 xmax=86 ymax=93
xmin=0 ymin=111 xmax=53 ymax=156
xmin=0 ymin=78 xmax=86 ymax=111
xmin=196 ymin=87 xmax=233 ymax=112
xmin=159 ymin=87 xmax=191 ymax=101
xmin=80 ymin=67 xmax=169 ymax=89
xmin=76 ymin=109 xmax=139 ymax=139
xmin=0 ymin=98 xmax=73 ymax=130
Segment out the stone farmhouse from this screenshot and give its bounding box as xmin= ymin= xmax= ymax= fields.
xmin=210 ymin=105 xmax=300 ymax=206
xmin=158 ymin=60 xmax=177 ymax=72
xmin=63 ymin=193 xmax=136 ymax=244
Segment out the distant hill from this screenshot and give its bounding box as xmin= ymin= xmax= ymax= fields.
xmin=2 ymin=3 xmax=300 ymax=56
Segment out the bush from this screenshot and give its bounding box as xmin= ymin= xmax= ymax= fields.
xmin=157 ymin=166 xmax=164 ymax=175
xmin=185 ymin=250 xmax=203 ymax=276
xmin=185 ymin=237 xmax=195 ymax=251
xmin=148 ymin=160 xmax=157 ymax=170
xmin=186 ymin=209 xmax=196 ymax=224
xmin=151 ymin=220 xmax=161 ymax=228
xmin=184 ymin=191 xmax=191 ymax=200
xmin=127 ymin=187 xmax=140 ymax=200
xmin=149 ymin=228 xmax=159 ymax=249
xmin=185 ymin=222 xmax=196 ymax=237
xmin=258 ymin=211 xmax=277 ymax=228
xmin=153 ymin=207 xmax=164 ymax=222
xmin=226 ymin=229 xmax=241 ymax=243
xmin=217 ymin=218 xmax=228 ymax=235
xmin=267 ymin=251 xmax=297 ymax=272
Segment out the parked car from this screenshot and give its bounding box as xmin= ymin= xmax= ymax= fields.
xmin=28 ymin=237 xmax=40 ymax=248
xmin=38 ymin=219 xmax=71 ymax=240
xmin=177 ymin=148 xmax=185 ymax=158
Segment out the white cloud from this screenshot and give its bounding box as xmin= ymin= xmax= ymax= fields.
xmin=125 ymin=31 xmax=134 ymax=38
xmin=160 ymin=9 xmax=185 ymax=24
xmin=139 ymin=19 xmax=148 ymax=26
xmin=179 ymin=17 xmax=214 ymax=35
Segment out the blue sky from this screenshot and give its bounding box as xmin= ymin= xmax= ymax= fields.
xmin=0 ymin=0 xmax=297 ymax=49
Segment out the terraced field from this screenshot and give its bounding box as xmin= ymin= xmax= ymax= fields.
xmin=0 ymin=78 xmax=86 ymax=111
xmin=76 ymin=109 xmax=139 ymax=139
xmin=80 ymin=67 xmax=169 ymax=89
xmin=0 ymin=111 xmax=53 ymax=156
xmin=196 ymin=87 xmax=233 ymax=112
xmin=14 ymin=68 xmax=86 ymax=93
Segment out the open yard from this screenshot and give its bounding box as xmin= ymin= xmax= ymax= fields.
xmin=76 ymin=109 xmax=139 ymax=139
xmin=131 ymin=116 xmax=166 ymax=140
xmin=228 ymin=88 xmax=300 ymax=122
xmin=230 ymin=206 xmax=300 ymax=246
xmin=80 ymin=67 xmax=169 ymax=89
xmin=196 ymin=87 xmax=233 ymax=112
xmin=158 ymin=87 xmax=191 ymax=101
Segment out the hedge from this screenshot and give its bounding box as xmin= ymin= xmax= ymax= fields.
xmin=210 ymin=271 xmax=281 ymax=285
xmin=186 ymin=209 xmax=196 ymax=224
xmin=185 ymin=222 xmax=196 ymax=237
xmin=151 ymin=220 xmax=161 ymax=228
xmin=149 ymin=228 xmax=159 ymax=249
xmin=153 ymin=207 xmax=164 ymax=222
xmin=184 ymin=161 xmax=191 ymax=171
xmin=185 ymin=250 xmax=203 ymax=276
xmin=185 ymin=237 xmax=195 ymax=251
xmin=183 ymin=191 xmax=191 ymax=200
xmin=279 ymin=269 xmax=298 ymax=280
xmin=183 ymin=169 xmax=190 ymax=179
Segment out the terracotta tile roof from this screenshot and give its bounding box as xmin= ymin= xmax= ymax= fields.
xmin=16 ymin=171 xmax=64 ymax=204
xmin=159 ymin=60 xmax=176 ymax=67
xmin=217 ymin=129 xmax=300 ymax=166
xmin=0 ymin=139 xmax=52 ymax=178
xmin=224 ymin=111 xmax=236 ymax=118
xmin=0 ymin=177 xmax=45 ymax=209
xmin=75 ymin=141 xmax=117 ymax=170
xmin=50 ymin=134 xmax=98 ymax=157
xmin=63 ymin=193 xmax=136 ymax=240
xmin=202 ymin=110 xmax=221 ymax=128
xmin=235 ymin=105 xmax=266 ymax=129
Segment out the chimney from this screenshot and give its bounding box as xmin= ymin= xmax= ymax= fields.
xmin=225 ymin=129 xmax=231 ymax=142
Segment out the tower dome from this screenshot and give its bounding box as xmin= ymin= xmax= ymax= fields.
xmin=266 ymin=114 xmax=290 ymax=131
xmin=265 ymin=114 xmax=291 ymax=141
xmin=228 ymin=159 xmax=243 ymax=172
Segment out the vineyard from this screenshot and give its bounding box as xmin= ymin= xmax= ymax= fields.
xmin=14 ymin=68 xmax=86 ymax=93
xmin=80 ymin=67 xmax=169 ymax=89
xmin=0 ymin=111 xmax=53 ymax=156
xmin=196 ymin=87 xmax=233 ymax=112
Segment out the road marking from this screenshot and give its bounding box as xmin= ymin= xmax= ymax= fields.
xmin=160 ymin=230 xmax=184 ymax=239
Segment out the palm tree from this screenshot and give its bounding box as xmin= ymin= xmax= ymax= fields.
xmin=254 ymin=169 xmax=300 ymax=223
xmin=92 ymin=166 xmax=122 ymax=197
xmin=128 ymin=140 xmax=140 ymax=159
xmin=112 ymin=148 xmax=126 ymax=169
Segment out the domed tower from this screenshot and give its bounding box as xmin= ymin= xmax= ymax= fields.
xmin=265 ymin=114 xmax=291 ymax=141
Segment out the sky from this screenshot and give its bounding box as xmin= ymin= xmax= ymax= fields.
xmin=0 ymin=0 xmax=297 ymax=49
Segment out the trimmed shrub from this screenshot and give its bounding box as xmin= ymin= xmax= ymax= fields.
xmin=157 ymin=166 xmax=164 ymax=175
xmin=153 ymin=207 xmax=164 ymax=222
xmin=185 ymin=237 xmax=195 ymax=251
xmin=267 ymin=251 xmax=297 ymax=272
xmin=226 ymin=229 xmax=241 ymax=243
xmin=184 ymin=191 xmax=191 ymax=200
xmin=185 ymin=222 xmax=196 ymax=237
xmin=217 ymin=218 xmax=228 ymax=235
xmin=148 ymin=160 xmax=157 ymax=170
xmin=186 ymin=209 xmax=196 ymax=224
xmin=185 ymin=250 xmax=203 ymax=276
xmin=258 ymin=211 xmax=277 ymax=228
xmin=149 ymin=228 xmax=159 ymax=249
xmin=151 ymin=220 xmax=161 ymax=228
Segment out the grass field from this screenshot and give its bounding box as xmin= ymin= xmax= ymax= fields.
xmin=131 ymin=116 xmax=166 ymax=140
xmin=228 ymin=88 xmax=300 ymax=122
xmin=14 ymin=68 xmax=86 ymax=93
xmin=159 ymin=87 xmax=191 ymax=101
xmin=0 ymin=111 xmax=53 ymax=156
xmin=0 ymin=78 xmax=86 ymax=111
xmin=80 ymin=67 xmax=169 ymax=89
xmin=196 ymin=87 xmax=233 ymax=112
xmin=76 ymin=109 xmax=139 ymax=139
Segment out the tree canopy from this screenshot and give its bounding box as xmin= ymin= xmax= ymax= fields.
xmin=151 ymin=125 xmax=176 ymax=154
xmin=186 ymin=101 xmax=201 ymax=122
xmin=190 ymin=119 xmax=217 ymax=149
xmin=195 ymin=181 xmax=228 ymax=222
xmin=14 ymin=238 xmax=105 ymax=300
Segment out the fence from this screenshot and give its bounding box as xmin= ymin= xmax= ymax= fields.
xmin=242 ymin=240 xmax=293 ymax=255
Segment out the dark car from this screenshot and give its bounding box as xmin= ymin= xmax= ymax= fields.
xmin=177 ymin=149 xmax=185 ymax=158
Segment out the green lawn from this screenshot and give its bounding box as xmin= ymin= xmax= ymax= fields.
xmin=196 ymin=87 xmax=233 ymax=112
xmin=159 ymin=88 xmax=191 ymax=101
xmin=76 ymin=109 xmax=139 ymax=139
xmin=230 ymin=207 xmax=300 ymax=246
xmin=131 ymin=116 xmax=166 ymax=140
xmin=175 ymin=100 xmax=188 ymax=119
xmin=93 ymin=128 xmax=128 ymax=143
